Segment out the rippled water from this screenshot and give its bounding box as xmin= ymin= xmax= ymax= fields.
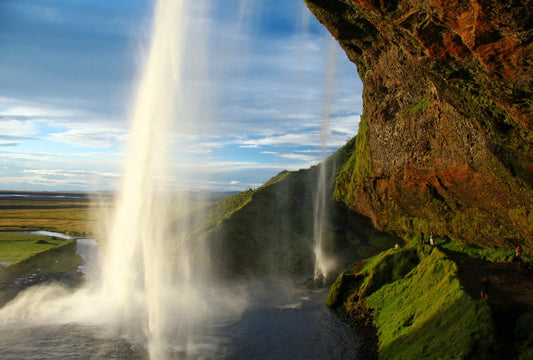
xmin=0 ymin=279 xmax=361 ymax=360
xmin=0 ymin=234 xmax=362 ymax=359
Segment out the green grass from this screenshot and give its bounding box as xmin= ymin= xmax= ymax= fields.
xmin=0 ymin=199 xmax=99 ymax=236
xmin=515 ymin=313 xmax=533 ymax=360
xmin=437 ymin=237 xmax=532 ymax=265
xmin=334 ymin=116 xmax=370 ymax=209
xmin=0 ymin=233 xmax=82 ymax=284
xmin=0 ymin=233 xmax=65 ymax=265
xmin=327 ymin=245 xmax=496 ymax=359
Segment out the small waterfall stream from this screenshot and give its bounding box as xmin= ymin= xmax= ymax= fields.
xmin=313 ymin=37 xmax=338 ymax=283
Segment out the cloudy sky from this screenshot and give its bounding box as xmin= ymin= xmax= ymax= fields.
xmin=0 ymin=0 xmax=363 ymax=193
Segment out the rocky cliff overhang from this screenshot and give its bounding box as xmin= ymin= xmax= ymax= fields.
xmin=305 ymin=0 xmax=532 ymax=248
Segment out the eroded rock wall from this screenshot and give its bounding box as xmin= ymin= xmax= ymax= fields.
xmin=305 ymin=0 xmax=532 ymax=248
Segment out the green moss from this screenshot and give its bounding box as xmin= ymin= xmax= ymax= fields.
xmin=368 ymin=250 xmax=494 ymax=359
xmin=439 ymin=239 xmax=533 ymax=266
xmin=328 ymin=246 xmax=496 ymax=359
xmin=515 ymin=313 xmax=533 ymax=360
xmin=334 ymin=114 xmax=370 ymax=209
xmin=326 ymin=272 xmax=364 ymax=308
xmin=405 ymin=95 xmax=430 ymax=116
xmin=509 ymin=206 xmax=533 ymax=235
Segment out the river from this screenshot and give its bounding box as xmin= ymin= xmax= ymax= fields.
xmin=0 ymin=234 xmax=362 ymax=359
xmin=0 ymin=281 xmax=361 ymax=359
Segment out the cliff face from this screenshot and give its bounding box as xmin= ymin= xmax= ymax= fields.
xmin=305 ymin=0 xmax=532 ymax=248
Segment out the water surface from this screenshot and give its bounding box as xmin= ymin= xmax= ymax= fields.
xmin=0 ymin=278 xmax=361 ymax=359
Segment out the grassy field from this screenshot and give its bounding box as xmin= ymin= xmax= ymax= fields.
xmin=0 ymin=191 xmax=221 ymax=285
xmin=0 ymin=233 xmax=69 ymax=265
xmin=0 ymin=194 xmax=103 ymax=236
xmin=0 ymin=192 xmax=221 ymax=238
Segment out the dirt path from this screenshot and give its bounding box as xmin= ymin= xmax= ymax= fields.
xmin=443 ymin=249 xmax=533 ymax=311
xmin=443 ymin=249 xmax=533 ymax=359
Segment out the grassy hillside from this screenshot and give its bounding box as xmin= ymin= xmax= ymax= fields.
xmin=0 ymin=233 xmax=82 ymax=285
xmin=190 ymin=138 xmax=399 ymax=278
xmin=327 ymin=244 xmax=497 ymax=359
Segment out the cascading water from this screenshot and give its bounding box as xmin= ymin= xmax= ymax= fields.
xmin=0 ymin=1 xmax=248 ymax=359
xmin=313 ymin=37 xmax=338 ymax=284
xmin=0 ymin=1 xmax=370 ymax=359
xmin=98 ymin=0 xmax=183 ymax=357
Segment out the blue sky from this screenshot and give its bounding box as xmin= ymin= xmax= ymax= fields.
xmin=0 ymin=0 xmax=362 ymax=192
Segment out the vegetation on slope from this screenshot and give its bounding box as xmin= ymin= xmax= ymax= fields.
xmin=327 ymin=245 xmax=497 ymax=359
xmin=188 ymin=138 xmax=399 ymax=278
xmin=0 ymin=233 xmax=68 ymax=265
xmin=0 ymin=233 xmax=82 ymax=285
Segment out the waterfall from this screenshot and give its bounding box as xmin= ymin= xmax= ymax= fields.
xmin=313 ymin=37 xmax=337 ymax=283
xmin=0 ymin=2 xmax=225 ymax=359
xmin=98 ymin=1 xmax=182 ymax=357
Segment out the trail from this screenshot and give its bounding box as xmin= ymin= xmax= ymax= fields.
xmin=443 ymin=249 xmax=533 ymax=359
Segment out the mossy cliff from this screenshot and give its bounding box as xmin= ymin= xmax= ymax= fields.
xmin=304 ymin=0 xmax=532 ymax=249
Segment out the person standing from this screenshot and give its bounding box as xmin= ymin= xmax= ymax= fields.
xmin=481 ymin=276 xmax=491 ymax=300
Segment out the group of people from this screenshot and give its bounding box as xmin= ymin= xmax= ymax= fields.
xmin=419 ymin=232 xmax=435 ymax=246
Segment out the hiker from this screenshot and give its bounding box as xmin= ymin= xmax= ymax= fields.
xmin=481 ymin=276 xmax=491 ymax=300
xmin=430 ymin=232 xmax=435 ymax=246
xmin=516 ymin=245 xmax=522 ymax=259
xmin=420 ymin=232 xmax=424 ymax=245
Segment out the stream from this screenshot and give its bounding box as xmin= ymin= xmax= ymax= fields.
xmin=0 ymin=234 xmax=363 ymax=359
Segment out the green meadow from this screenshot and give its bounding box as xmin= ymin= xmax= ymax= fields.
xmin=0 ymin=233 xmax=67 ymax=265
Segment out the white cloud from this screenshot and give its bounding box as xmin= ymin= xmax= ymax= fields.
xmin=297 ymin=149 xmax=322 ymax=153
xmin=48 ymin=128 xmax=124 ymax=149
xmin=329 ymin=114 xmax=360 ymax=137
xmin=0 ymin=1 xmax=363 ymax=192
xmin=182 ymin=147 xmax=212 ymax=154
xmin=241 ymin=133 xmax=316 ymax=147
xmin=23 ymin=169 xmax=119 ymax=178
xmin=0 ymin=168 xmax=120 ymax=191
xmin=0 ymin=119 xmax=39 ymax=137
xmin=0 ymin=97 xmax=90 ymax=121
xmin=278 ymin=152 xmax=320 ymax=163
